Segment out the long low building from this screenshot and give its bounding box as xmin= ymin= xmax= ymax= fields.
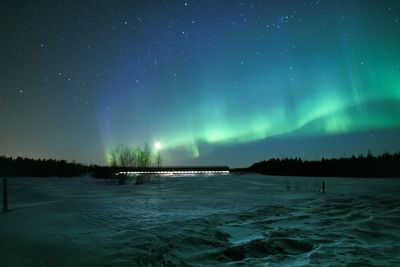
xmin=118 ymin=166 xmax=230 ymax=176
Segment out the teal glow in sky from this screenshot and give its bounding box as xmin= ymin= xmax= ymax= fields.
xmin=1 ymin=0 xmax=400 ymax=166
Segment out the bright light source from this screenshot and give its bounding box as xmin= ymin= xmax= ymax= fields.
xmin=154 ymin=141 xmax=162 ymax=150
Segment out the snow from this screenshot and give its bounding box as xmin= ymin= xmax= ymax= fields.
xmin=0 ymin=174 xmax=400 ymax=266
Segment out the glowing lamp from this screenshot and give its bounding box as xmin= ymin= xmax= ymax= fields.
xmin=154 ymin=141 xmax=162 ymax=150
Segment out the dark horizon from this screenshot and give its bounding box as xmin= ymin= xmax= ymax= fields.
xmin=2 ymin=148 xmax=399 ymax=168
xmin=1 ymin=150 xmax=399 ymax=178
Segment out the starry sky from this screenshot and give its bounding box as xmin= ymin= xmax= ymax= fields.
xmin=1 ymin=0 xmax=400 ymax=167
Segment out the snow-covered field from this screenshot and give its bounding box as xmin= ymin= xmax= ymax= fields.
xmin=0 ymin=174 xmax=399 ymax=266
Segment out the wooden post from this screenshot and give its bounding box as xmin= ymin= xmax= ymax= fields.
xmin=3 ymin=179 xmax=8 ymax=213
xmin=322 ymin=181 xmax=325 ymax=193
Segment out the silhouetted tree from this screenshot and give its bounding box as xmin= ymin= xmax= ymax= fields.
xmin=106 ymin=143 xmax=159 ymax=185
xmin=135 ymin=143 xmax=152 ymax=184
xmin=108 ymin=146 xmax=137 ymax=184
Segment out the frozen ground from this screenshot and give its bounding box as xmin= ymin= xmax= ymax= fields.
xmin=0 ymin=174 xmax=399 ymax=266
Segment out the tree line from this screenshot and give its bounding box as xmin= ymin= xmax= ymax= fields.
xmin=0 ymin=156 xmax=88 ymax=177
xmin=241 ymin=151 xmax=400 ymax=178
xmin=0 ymin=144 xmax=163 ymax=182
xmin=0 ymin=143 xmax=163 ymax=184
xmin=2 ymin=150 xmax=399 ymax=179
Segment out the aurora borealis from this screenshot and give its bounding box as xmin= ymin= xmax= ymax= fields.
xmin=1 ymin=0 xmax=400 ymax=166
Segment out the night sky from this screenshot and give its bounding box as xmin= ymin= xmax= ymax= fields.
xmin=1 ymin=0 xmax=400 ymax=167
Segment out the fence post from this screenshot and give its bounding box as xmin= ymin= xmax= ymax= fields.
xmin=3 ymin=179 xmax=8 ymax=213
xmin=322 ymin=181 xmax=325 ymax=193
